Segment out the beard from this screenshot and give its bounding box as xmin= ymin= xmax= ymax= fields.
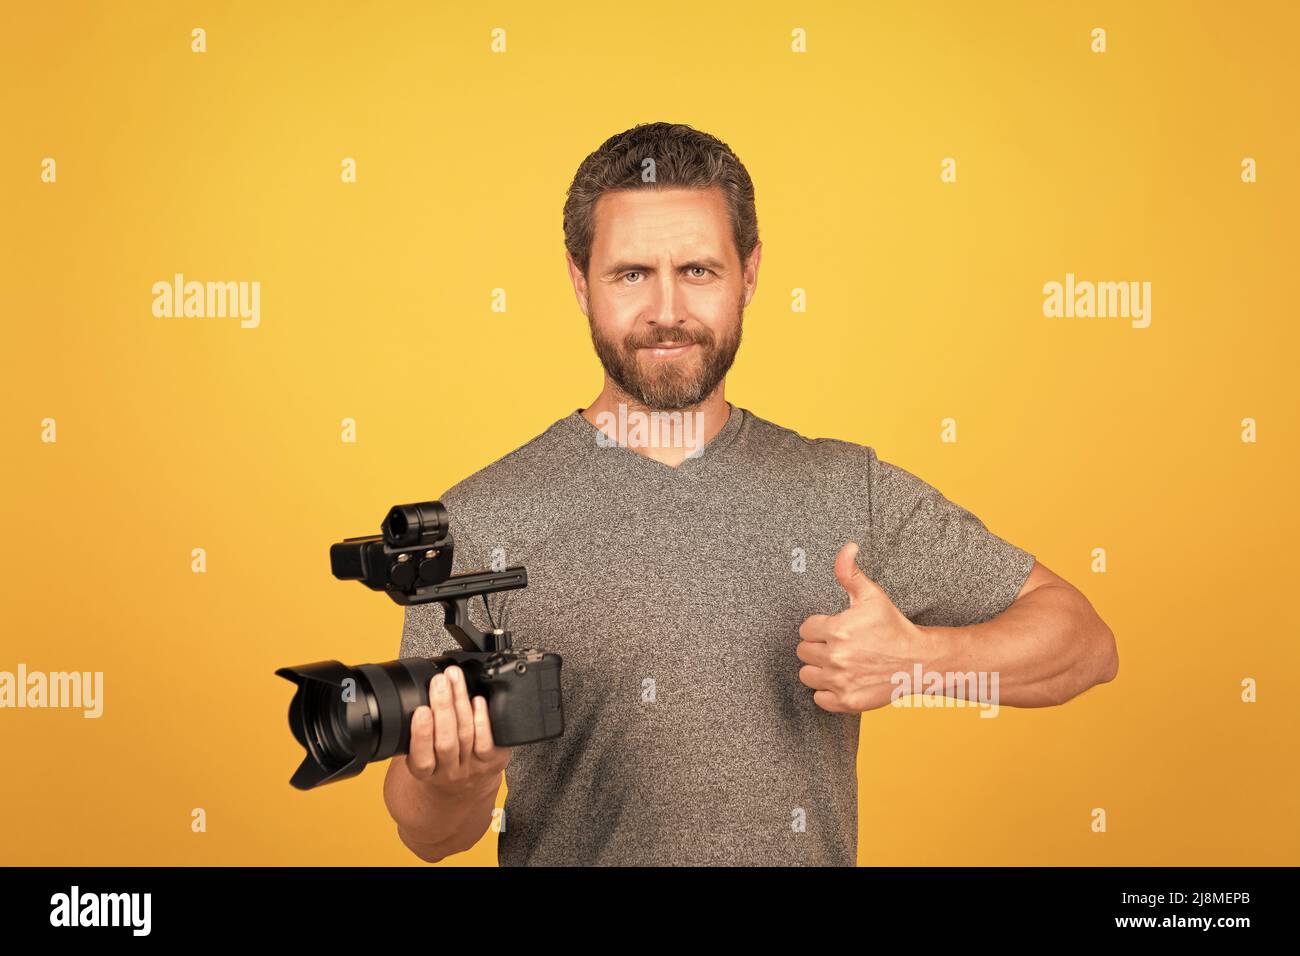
xmin=587 ymin=297 xmax=745 ymax=411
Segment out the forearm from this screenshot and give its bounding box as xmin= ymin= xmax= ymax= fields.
xmin=383 ymin=759 xmax=502 ymax=863
xmin=920 ymin=583 xmax=1118 ymax=707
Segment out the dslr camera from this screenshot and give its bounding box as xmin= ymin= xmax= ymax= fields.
xmin=275 ymin=501 xmax=564 ymax=790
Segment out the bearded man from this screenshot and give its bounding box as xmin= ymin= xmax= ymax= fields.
xmin=383 ymin=122 xmax=1118 ymax=867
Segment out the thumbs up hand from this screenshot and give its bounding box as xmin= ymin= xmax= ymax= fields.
xmin=796 ymin=541 xmax=933 ymax=713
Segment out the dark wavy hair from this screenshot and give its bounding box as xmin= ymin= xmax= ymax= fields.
xmin=562 ymin=122 xmax=759 ymax=276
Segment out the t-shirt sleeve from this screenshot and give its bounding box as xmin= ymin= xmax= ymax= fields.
xmin=397 ymin=508 xmax=497 ymax=659
xmin=864 ymin=446 xmax=1035 ymax=628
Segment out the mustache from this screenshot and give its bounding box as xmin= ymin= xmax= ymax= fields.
xmin=624 ymin=326 xmax=714 ymax=349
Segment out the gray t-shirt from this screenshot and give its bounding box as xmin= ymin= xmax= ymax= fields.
xmin=398 ymin=402 xmax=1034 ymax=866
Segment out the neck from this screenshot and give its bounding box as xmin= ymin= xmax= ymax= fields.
xmin=581 ymin=381 xmax=731 ymax=468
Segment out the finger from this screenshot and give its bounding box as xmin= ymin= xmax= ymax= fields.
xmin=813 ymin=689 xmax=847 ymax=713
xmin=429 ymin=672 xmax=460 ymax=774
xmin=799 ymin=613 xmax=833 ymax=642
xmin=405 ymin=705 xmax=436 ymax=779
xmin=799 ymin=664 xmax=833 ymax=690
xmin=795 ymin=639 xmax=831 ymax=667
xmin=471 ymin=695 xmax=499 ymax=762
xmin=445 ymin=666 xmax=475 ymax=764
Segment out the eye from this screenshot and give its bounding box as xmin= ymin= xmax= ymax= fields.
xmin=686 ymin=267 xmax=711 ymax=279
xmin=621 ymin=271 xmax=643 ymax=284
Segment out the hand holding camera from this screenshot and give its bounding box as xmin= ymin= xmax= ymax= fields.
xmin=405 ymin=664 xmax=513 ymax=800
xmin=275 ymin=501 xmax=563 ymax=791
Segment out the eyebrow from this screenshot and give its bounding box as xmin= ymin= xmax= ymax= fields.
xmin=604 ymin=257 xmax=728 ymax=276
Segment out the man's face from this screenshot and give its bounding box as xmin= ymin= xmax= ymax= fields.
xmin=568 ymin=186 xmax=760 ymax=410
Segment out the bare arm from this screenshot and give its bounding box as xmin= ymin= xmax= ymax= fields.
xmin=920 ymin=560 xmax=1119 ymax=707
xmin=381 ymin=666 xmax=512 ymax=863
xmin=384 ymin=757 xmax=500 ymax=862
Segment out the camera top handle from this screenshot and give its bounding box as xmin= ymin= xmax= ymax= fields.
xmin=388 ymin=566 xmax=528 ymax=653
xmin=329 ymin=500 xmax=529 ymax=654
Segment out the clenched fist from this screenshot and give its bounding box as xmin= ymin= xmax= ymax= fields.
xmin=796 ymin=542 xmax=933 ymax=713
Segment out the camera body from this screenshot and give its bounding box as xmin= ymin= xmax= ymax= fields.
xmin=421 ymin=648 xmax=563 ymax=745
xmin=275 ymin=501 xmax=565 ymax=790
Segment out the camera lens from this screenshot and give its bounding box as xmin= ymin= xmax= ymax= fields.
xmin=276 ymin=659 xmax=441 ymax=790
xmin=301 ymin=680 xmax=357 ymax=768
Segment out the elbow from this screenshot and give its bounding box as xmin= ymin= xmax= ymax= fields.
xmin=1095 ymin=624 xmax=1119 ymax=686
xmin=1076 ymin=592 xmax=1119 ymax=691
xmin=397 ymin=827 xmax=439 ymax=863
xmin=1055 ymin=622 xmax=1118 ymax=706
xmin=396 ymin=824 xmax=458 ymax=865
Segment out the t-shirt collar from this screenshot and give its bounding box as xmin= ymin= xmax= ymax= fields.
xmin=559 ymin=401 xmax=745 ymax=471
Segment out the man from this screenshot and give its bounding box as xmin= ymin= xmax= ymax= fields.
xmin=382 ymin=122 xmax=1119 ymax=866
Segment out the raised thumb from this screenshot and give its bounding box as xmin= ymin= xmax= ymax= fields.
xmin=833 ymin=541 xmax=875 ymax=607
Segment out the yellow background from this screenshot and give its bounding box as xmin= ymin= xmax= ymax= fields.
xmin=1 ymin=0 xmax=1296 ymax=866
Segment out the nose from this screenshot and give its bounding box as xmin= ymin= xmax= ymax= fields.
xmin=647 ymin=270 xmax=686 ymax=329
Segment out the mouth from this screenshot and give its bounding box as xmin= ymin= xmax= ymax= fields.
xmin=637 ymin=342 xmax=697 ymax=360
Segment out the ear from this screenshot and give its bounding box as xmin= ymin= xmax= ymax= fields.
xmin=565 ymin=250 xmax=590 ymax=318
xmin=742 ymin=239 xmax=762 ymax=308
